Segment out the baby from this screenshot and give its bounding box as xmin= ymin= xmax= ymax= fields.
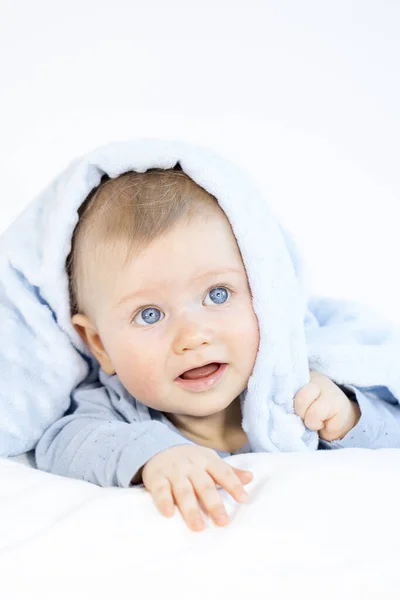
xmin=35 ymin=166 xmax=391 ymax=532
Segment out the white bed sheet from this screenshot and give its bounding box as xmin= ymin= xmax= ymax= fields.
xmin=1 ymin=449 xmax=400 ymax=600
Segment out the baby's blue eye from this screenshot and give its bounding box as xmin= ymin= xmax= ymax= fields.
xmin=134 ymin=307 xmax=164 ymax=325
xmin=132 ymin=287 xmax=231 ymax=325
xmin=205 ymin=287 xmax=230 ymax=305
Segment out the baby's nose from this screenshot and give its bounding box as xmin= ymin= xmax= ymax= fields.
xmin=172 ymin=317 xmax=214 ymax=354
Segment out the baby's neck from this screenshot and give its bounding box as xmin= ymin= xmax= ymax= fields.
xmin=167 ymin=395 xmax=248 ymax=453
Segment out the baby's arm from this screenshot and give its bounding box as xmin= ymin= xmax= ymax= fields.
xmin=35 ymin=380 xmax=192 ymax=487
xmin=35 ymin=378 xmax=253 ymax=531
xmin=318 ymin=385 xmax=400 ymax=450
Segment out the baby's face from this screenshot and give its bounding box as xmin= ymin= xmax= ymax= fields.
xmin=90 ymin=210 xmax=260 ymax=418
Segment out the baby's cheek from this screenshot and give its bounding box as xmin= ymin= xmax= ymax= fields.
xmin=228 ymin=307 xmax=260 ymax=363
xmin=112 ymin=345 xmax=159 ymax=398
xmin=240 ymin=305 xmax=260 ymax=343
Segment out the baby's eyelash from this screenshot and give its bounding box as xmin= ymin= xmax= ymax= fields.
xmin=206 ymin=283 xmax=234 ymax=295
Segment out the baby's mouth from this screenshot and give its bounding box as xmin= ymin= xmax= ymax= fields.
xmin=174 ymin=362 xmax=228 ymax=392
xmin=179 ymin=363 xmax=221 ymax=380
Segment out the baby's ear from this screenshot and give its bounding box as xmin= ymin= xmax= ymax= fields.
xmin=71 ymin=313 xmax=90 ymax=344
xmin=71 ymin=314 xmax=116 ymax=375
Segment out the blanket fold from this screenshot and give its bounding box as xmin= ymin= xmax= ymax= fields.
xmin=1 ymin=138 xmax=399 ymax=456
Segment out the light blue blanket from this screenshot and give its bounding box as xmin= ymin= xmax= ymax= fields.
xmin=1 ymin=139 xmax=400 ymax=456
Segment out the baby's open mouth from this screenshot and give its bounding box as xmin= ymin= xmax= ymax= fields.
xmin=179 ymin=363 xmax=221 ymax=380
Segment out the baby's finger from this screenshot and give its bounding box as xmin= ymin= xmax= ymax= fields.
xmin=293 ymin=382 xmax=321 ymax=419
xmin=233 ymin=468 xmax=253 ymax=483
xmin=171 ymin=477 xmax=206 ymax=532
xmin=190 ymin=471 xmax=230 ymax=527
xmin=304 ymin=394 xmax=338 ymax=431
xmin=319 ymin=412 xmax=348 ymax=441
xmin=207 ymin=461 xmax=250 ymax=504
xmin=149 ymin=477 xmax=175 ymax=518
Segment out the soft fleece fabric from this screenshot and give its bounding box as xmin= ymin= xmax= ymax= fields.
xmin=1 ymin=139 xmax=400 ymax=461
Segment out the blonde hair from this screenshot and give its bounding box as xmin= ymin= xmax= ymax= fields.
xmin=66 ymin=165 xmax=222 ymax=318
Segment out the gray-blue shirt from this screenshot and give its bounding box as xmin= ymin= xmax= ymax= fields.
xmin=35 ymin=369 xmax=400 ymax=488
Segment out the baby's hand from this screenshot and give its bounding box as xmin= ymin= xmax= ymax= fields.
xmin=294 ymin=370 xmax=361 ymax=442
xmin=139 ymin=445 xmax=253 ymax=532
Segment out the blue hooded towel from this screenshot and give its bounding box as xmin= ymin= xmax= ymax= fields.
xmin=1 ymin=139 xmax=399 ymax=456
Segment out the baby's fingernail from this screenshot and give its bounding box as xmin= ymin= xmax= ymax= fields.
xmin=214 ymin=510 xmax=229 ymax=525
xmin=192 ymin=518 xmax=205 ymax=530
xmin=163 ymin=505 xmax=175 ymax=517
xmin=238 ymin=490 xmax=248 ymax=501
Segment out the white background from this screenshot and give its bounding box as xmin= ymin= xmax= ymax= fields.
xmin=1 ymin=0 xmax=399 ymax=324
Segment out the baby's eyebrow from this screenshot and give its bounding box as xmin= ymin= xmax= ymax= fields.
xmin=114 ymin=267 xmax=242 ymax=308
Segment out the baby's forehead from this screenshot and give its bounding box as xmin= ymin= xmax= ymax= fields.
xmin=89 ymin=211 xmax=244 ymax=282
